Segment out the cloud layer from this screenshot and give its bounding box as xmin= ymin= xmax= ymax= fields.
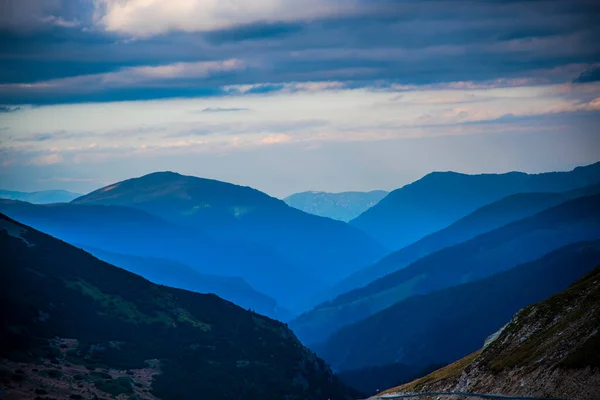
xmin=0 ymin=0 xmax=599 ymax=195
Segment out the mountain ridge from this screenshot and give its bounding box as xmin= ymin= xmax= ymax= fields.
xmin=292 ymin=192 xmax=600 ymax=345
xmin=315 ymin=239 xmax=600 ymax=376
xmin=0 ymin=199 xmax=317 ymax=314
xmin=0 ymin=212 xmax=360 ymax=400
xmin=72 ymin=171 xmax=387 ymax=287
xmin=350 ymin=161 xmax=600 ymax=250
xmin=0 ymin=189 xmax=83 ymax=204
xmin=333 ymin=183 xmax=600 ymax=297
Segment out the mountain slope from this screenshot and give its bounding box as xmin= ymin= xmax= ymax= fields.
xmin=0 ymin=199 xmax=317 ymax=314
xmin=351 ymin=162 xmax=600 ymax=250
xmin=315 ymin=240 xmax=600 ymax=376
xmin=291 ymin=193 xmax=600 ymax=345
xmin=379 ymin=264 xmax=600 ymax=400
xmin=284 ymin=190 xmax=388 ymax=222
xmin=0 ymin=213 xmax=359 ymax=400
xmin=83 ymin=247 xmax=292 ymax=321
xmin=72 ymin=172 xmax=386 ymax=284
xmin=335 ymin=183 xmax=600 ymax=296
xmin=0 ymin=189 xmax=82 ymax=204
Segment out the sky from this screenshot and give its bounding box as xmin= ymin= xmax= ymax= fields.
xmin=0 ymin=0 xmax=599 ymax=198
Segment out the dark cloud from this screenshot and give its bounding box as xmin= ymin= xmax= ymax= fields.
xmin=573 ymin=66 xmax=600 ymax=83
xmin=0 ymin=0 xmax=598 ymax=104
xmin=205 ymin=22 xmax=304 ymax=43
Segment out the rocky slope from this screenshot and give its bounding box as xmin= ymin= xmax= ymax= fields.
xmin=377 ymin=265 xmax=600 ymax=400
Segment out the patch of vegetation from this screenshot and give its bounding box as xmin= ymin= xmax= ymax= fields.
xmin=382 ymin=351 xmax=480 ymax=394
xmin=95 ymin=376 xmax=134 ymax=396
xmin=65 ymin=279 xmax=172 ymax=326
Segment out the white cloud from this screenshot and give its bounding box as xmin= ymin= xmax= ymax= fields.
xmin=93 ymin=0 xmax=360 ymax=36
xmin=0 ymin=59 xmax=244 ymax=92
xmin=30 ymin=153 xmax=63 ymax=165
xmin=41 ymin=15 xmax=80 ymax=28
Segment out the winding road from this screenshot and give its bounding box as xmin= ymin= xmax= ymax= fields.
xmin=368 ymin=392 xmax=567 ymax=400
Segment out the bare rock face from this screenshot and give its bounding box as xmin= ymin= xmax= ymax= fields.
xmin=378 ymin=265 xmax=600 ymax=400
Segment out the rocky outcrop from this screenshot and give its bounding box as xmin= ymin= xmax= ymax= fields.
xmin=377 ymin=264 xmax=600 ymax=400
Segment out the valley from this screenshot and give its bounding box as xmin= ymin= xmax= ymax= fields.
xmin=2 ymin=164 xmax=599 ymax=399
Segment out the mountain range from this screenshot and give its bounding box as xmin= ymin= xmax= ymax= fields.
xmin=292 ymin=191 xmax=600 ymax=345
xmin=0 ymin=213 xmax=359 ymax=400
xmin=72 ymin=172 xmax=386 ymax=286
xmin=333 ymin=182 xmax=600 ymax=298
xmin=284 ymin=190 xmax=388 ymax=222
xmin=315 ymin=240 xmax=600 ymax=375
xmin=83 ymin=247 xmax=292 ymax=321
xmin=2 ymin=162 xmax=600 ymax=399
xmin=351 ymin=162 xmax=600 ymax=250
xmin=0 ymin=199 xmax=312 ymax=315
xmin=0 ymin=189 xmax=82 ymax=204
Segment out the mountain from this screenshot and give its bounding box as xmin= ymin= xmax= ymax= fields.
xmin=0 ymin=189 xmax=82 ymax=204
xmin=291 ymin=193 xmax=600 ymax=345
xmin=0 ymin=213 xmax=359 ymax=400
xmin=335 ymin=183 xmax=600 ymax=297
xmin=284 ymin=190 xmax=388 ymax=222
xmin=315 ymin=240 xmax=600 ymax=380
xmin=378 ymin=264 xmax=600 ymax=400
xmin=350 ymin=162 xmax=600 ymax=250
xmin=72 ymin=172 xmax=386 ymax=285
xmin=0 ymin=199 xmax=318 ymax=314
xmin=83 ymin=247 xmax=292 ymax=321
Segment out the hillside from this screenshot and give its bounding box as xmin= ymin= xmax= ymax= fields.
xmin=334 ymin=183 xmax=600 ymax=297
xmin=72 ymin=172 xmax=386 ymax=285
xmin=351 ymin=162 xmax=600 ymax=250
xmin=0 ymin=213 xmax=359 ymax=400
xmin=284 ymin=190 xmax=388 ymax=222
xmin=379 ymin=264 xmax=600 ymax=400
xmin=315 ymin=240 xmax=600 ymax=379
xmin=0 ymin=189 xmax=82 ymax=204
xmin=83 ymin=247 xmax=292 ymax=321
xmin=291 ymin=193 xmax=600 ymax=346
xmin=0 ymin=200 xmax=316 ymax=314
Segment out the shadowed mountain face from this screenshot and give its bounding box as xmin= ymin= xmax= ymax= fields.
xmin=83 ymin=247 xmax=292 ymax=321
xmin=334 ymin=183 xmax=600 ymax=297
xmin=284 ymin=190 xmax=388 ymax=222
xmin=380 ymin=264 xmax=600 ymax=400
xmin=315 ymin=240 xmax=600 ymax=376
xmin=0 ymin=199 xmax=318 ymax=314
xmin=72 ymin=172 xmax=386 ymax=286
xmin=351 ymin=162 xmax=600 ymax=250
xmin=0 ymin=213 xmax=360 ymax=400
xmin=291 ymin=193 xmax=600 ymax=346
xmin=0 ymin=189 xmax=82 ymax=204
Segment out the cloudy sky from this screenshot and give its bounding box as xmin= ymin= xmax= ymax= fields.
xmin=0 ymin=0 xmax=599 ymax=197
